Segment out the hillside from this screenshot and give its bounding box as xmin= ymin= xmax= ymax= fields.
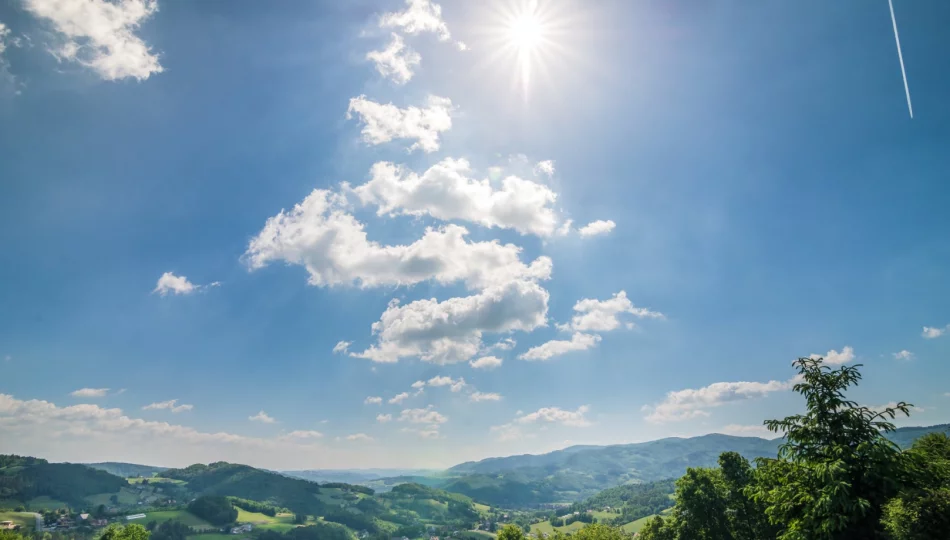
xmin=86 ymin=462 xmax=168 ymax=478
xmin=0 ymin=455 xmax=127 ymax=508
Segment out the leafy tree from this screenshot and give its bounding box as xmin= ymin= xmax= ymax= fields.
xmin=497 ymin=524 xmax=525 ymax=540
xmin=0 ymin=532 xmax=25 ymax=540
xmin=668 ymin=467 xmax=732 ymax=540
xmin=98 ymin=524 xmax=150 ymax=540
xmin=570 ymin=524 xmax=625 ymax=540
xmin=637 ymin=516 xmax=675 ymax=540
xmin=881 ymin=432 xmax=950 ymax=539
xmin=150 ymin=520 xmax=191 ymax=540
xmin=718 ymin=452 xmax=778 ymax=540
xmin=751 ymin=357 xmax=912 ymax=539
xmin=187 ymin=495 xmax=238 ymax=526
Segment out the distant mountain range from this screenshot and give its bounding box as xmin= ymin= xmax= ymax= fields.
xmin=75 ymin=424 xmax=950 ymax=507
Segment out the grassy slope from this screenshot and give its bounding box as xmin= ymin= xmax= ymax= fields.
xmin=529 ymin=521 xmax=588 ymax=536
xmin=26 ymin=497 xmax=67 ymax=510
xmin=621 ymin=516 xmax=654 ymax=534
xmin=0 ymin=511 xmax=36 ymax=531
xmin=234 ymin=509 xmax=296 ymax=532
xmin=140 ymin=510 xmax=214 ymax=528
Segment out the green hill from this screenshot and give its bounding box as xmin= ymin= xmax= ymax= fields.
xmin=86 ymin=462 xmax=168 ymax=478
xmin=0 ymin=455 xmax=126 ymax=508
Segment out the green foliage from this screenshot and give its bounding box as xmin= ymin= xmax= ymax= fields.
xmin=86 ymin=463 xmax=168 ymax=478
xmin=751 ymin=357 xmax=911 ymax=539
xmin=497 ymin=524 xmax=525 ymax=540
xmin=637 ymin=516 xmax=674 ymax=540
xmin=148 ymin=520 xmax=192 ymax=540
xmin=0 ymin=531 xmax=25 ymax=540
xmin=881 ymin=433 xmax=950 ymax=539
xmin=569 ymin=524 xmax=625 ymax=540
xmin=0 ymin=455 xmax=126 ymax=507
xmin=718 ymin=452 xmax=778 ymax=540
xmin=187 ymin=495 xmax=238 ymax=526
xmin=319 ymin=483 xmax=374 ymax=496
xmin=322 ymin=509 xmax=378 ymax=533
xmin=257 ymin=523 xmax=352 ymax=540
xmin=668 ymin=467 xmax=732 ymax=540
xmin=226 ymin=496 xmax=280 ymax=516
xmin=99 ymin=524 xmax=151 ymax=540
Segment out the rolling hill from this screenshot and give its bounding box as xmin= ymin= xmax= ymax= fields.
xmin=86 ymin=462 xmax=168 ymax=478
xmin=0 ymin=455 xmax=126 ymax=507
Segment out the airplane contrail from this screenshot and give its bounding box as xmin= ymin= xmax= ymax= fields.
xmin=888 ymin=0 xmax=913 ymax=118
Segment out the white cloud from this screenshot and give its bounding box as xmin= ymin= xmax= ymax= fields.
xmin=364 ymin=396 xmax=383 ymax=405
xmin=279 ymin=430 xmax=323 ymax=441
xmin=333 ymin=341 xmax=351 ymax=354
xmin=345 ymin=433 xmax=374 ymax=442
xmin=411 ymin=380 xmax=426 ymax=389
xmin=578 ymin=220 xmax=616 ymax=238
xmin=71 ymin=388 xmax=109 ymax=398
xmin=379 ymin=0 xmax=450 ymax=40
xmin=867 ymin=402 xmax=924 ymax=414
xmin=153 ymin=272 xmax=197 ymax=296
xmin=922 ymin=325 xmax=948 ymax=339
xmin=248 ymin=410 xmax=276 ymax=424
xmin=398 ymin=405 xmax=447 ymax=425
xmin=366 ymin=33 xmax=420 ymax=84
xmin=643 ymin=378 xmax=793 ymax=424
xmin=347 ymin=95 xmax=452 ymax=153
xmin=376 ymin=413 xmax=392 ymax=423
xmin=555 ymin=219 xmax=574 ymax=237
xmin=516 ymin=405 xmax=591 ymax=427
xmin=470 ymin=392 xmax=502 ymax=402
xmin=809 ymin=346 xmax=855 ymax=365
xmin=486 ymin=338 xmax=516 ymax=352
xmin=518 ymin=332 xmax=601 ymax=361
xmin=352 ymin=280 xmax=549 ymax=364
xmin=563 ymin=290 xmax=663 ymax=333
xmin=244 ymin=189 xmax=552 ymax=291
xmin=142 ymin=399 xmax=193 ymax=413
xmin=401 ymin=426 xmax=441 ymax=439
xmin=350 ymin=158 xmax=561 ymax=237
xmin=534 ymin=160 xmax=555 ymax=177
xmin=24 ymin=0 xmax=162 ymax=81
xmin=490 ymin=423 xmax=524 ymax=442
xmin=470 ymin=356 xmax=503 ymax=370
xmin=893 ymin=350 xmax=914 ymax=361
xmin=427 ymin=375 xmax=466 ymax=392
xmin=388 ymin=392 xmax=410 ymax=404
xmin=720 ymin=424 xmax=775 ymax=437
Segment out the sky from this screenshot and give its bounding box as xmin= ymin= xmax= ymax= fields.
xmin=0 ymin=0 xmax=949 ymax=470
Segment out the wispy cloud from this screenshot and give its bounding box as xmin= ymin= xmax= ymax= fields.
xmin=70 ymin=388 xmax=109 ymax=398
xmin=469 ymin=356 xmax=503 ymax=370
xmin=364 ymin=396 xmax=383 ymax=405
xmin=892 ymin=350 xmax=914 ymax=361
xmin=142 ymin=399 xmax=193 ymax=413
xmin=922 ymin=325 xmax=948 ymax=339
xmin=248 ymin=410 xmax=277 ymax=424
xmin=643 ymin=378 xmax=793 ymax=423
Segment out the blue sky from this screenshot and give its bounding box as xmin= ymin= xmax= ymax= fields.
xmin=0 ymin=0 xmax=948 ymax=469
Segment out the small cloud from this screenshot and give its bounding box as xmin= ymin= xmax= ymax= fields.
xmin=364 ymin=396 xmax=383 ymax=405
xmin=470 ymin=356 xmax=503 ymax=370
xmin=346 ymin=433 xmax=374 ymax=442
xmin=70 ymin=388 xmax=109 ymax=398
xmin=578 ymin=220 xmax=616 ymax=238
xmin=534 ymin=160 xmax=555 ymax=177
xmin=153 ymin=272 xmax=219 ymax=296
xmin=399 ymin=405 xmax=447 ymax=425
xmin=376 ymin=413 xmax=393 ymax=423
xmin=486 ymin=338 xmax=516 ymax=352
xmin=809 ymin=346 xmax=855 ymax=365
xmin=142 ymin=399 xmax=193 ymax=413
xmin=388 ymin=392 xmax=410 ymax=404
xmin=279 ymin=430 xmax=323 ymax=441
xmin=470 ymin=392 xmax=502 ymax=402
xmin=720 ymin=424 xmax=774 ymax=437
xmin=893 ymin=350 xmax=914 ymax=361
xmin=455 ymin=41 xmax=468 ymax=51
xmin=411 ymin=380 xmax=426 ymax=389
xmin=401 ymin=427 xmax=441 ymax=439
xmin=922 ymin=325 xmax=948 ymax=339
xmin=249 ymin=410 xmax=277 ymax=423
xmin=333 ymin=341 xmax=352 ymax=354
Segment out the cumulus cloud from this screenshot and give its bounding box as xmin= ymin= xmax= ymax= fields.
xmin=347 ymin=95 xmax=452 ymax=153
xmin=398 ymin=405 xmax=447 ymax=424
xmin=364 ymin=396 xmax=383 ymax=405
xmin=516 ymin=405 xmax=591 ymax=427
xmin=349 ymin=158 xmax=561 ymax=236
xmin=248 ymin=410 xmax=276 ymax=424
xmin=153 ymin=272 xmax=197 ymax=296
xmin=643 ymin=378 xmax=793 ymax=423
xmin=244 ymin=189 xmax=551 ymax=291
xmin=808 ymin=346 xmax=855 ymax=365
xmin=279 ymin=430 xmax=323 ymax=441
xmin=427 ymin=375 xmax=466 ymax=392
xmin=518 ymin=333 xmax=601 ymax=361
xmin=379 ymin=0 xmax=450 ymax=40
xmin=142 ymin=399 xmax=193 ymax=413
xmin=561 ymin=290 xmax=664 ymax=333
xmin=893 ymin=350 xmax=914 ymax=361
xmin=922 ymin=325 xmax=948 ymax=339
xmin=485 ymin=338 xmax=516 ymax=352
xmin=470 ymin=356 xmax=503 ymax=370
xmin=470 ymin=392 xmax=502 ymax=402
xmin=333 ymin=341 xmax=351 ymax=354
xmin=534 ymin=160 xmax=555 ymax=177
xmin=345 ymin=433 xmax=374 ymax=442
xmin=352 ymin=280 xmax=549 ymax=364
xmin=388 ymin=392 xmax=410 ymax=404
xmin=366 ymin=33 xmax=420 ymax=84
xmin=376 ymin=413 xmax=392 ymax=423
xmin=71 ymin=388 xmax=109 ymax=398
xmin=578 ymin=220 xmax=616 ymax=237
xmin=24 ymin=0 xmax=163 ymax=81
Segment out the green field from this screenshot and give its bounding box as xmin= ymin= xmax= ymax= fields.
xmin=128 ymin=477 xmax=185 ymax=485
xmin=0 ymin=511 xmax=36 ymax=531
xmin=139 ymin=510 xmax=214 ymax=529
xmin=86 ymin=487 xmax=140 ymax=507
xmin=621 ymin=515 xmax=656 ymax=534
xmin=529 ymin=520 xmax=588 ymax=536
xmin=26 ymin=497 xmax=67 ymax=510
xmin=234 ymin=509 xmax=296 ymax=532
xmin=473 ymin=503 xmax=491 ymax=515
xmin=460 ymin=531 xmax=495 ymax=540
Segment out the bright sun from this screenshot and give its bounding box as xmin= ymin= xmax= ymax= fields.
xmin=508 ymin=13 xmax=544 ymax=51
